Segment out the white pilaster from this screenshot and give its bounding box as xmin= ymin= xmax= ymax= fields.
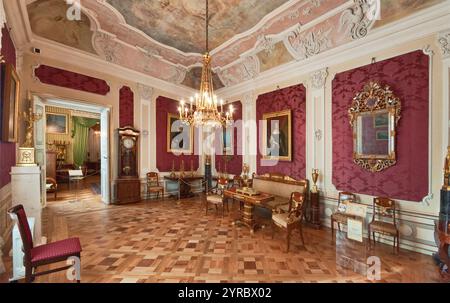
xmin=438 ymin=29 xmax=450 ymax=160
xmin=137 ymin=83 xmax=154 ymax=177
xmin=307 ymin=68 xmax=328 ymax=191
xmin=242 ymin=91 xmax=257 ymax=175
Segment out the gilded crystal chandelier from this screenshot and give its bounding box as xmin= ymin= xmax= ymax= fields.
xmin=178 ymin=0 xmax=233 ymax=128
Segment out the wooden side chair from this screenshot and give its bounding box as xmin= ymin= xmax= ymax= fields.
xmin=232 ymin=175 xmax=243 ymax=188
xmin=146 ymin=172 xmax=164 ymax=200
xmin=331 ymin=191 xmax=357 ymax=235
xmin=205 ymin=177 xmax=229 ymax=217
xmin=8 ymin=205 xmax=82 ymax=283
xmin=368 ymin=197 xmax=400 ymax=253
xmin=272 ymin=192 xmax=306 ymax=252
xmin=45 ymin=177 xmax=58 ymax=200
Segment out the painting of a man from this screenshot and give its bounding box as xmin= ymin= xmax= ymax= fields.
xmin=263 ymin=110 xmax=292 ymax=161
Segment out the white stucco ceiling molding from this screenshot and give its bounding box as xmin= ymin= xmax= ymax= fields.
xmin=437 ymin=30 xmax=450 ymax=58
xmin=216 ymin=55 xmax=260 ymax=88
xmin=284 ymin=23 xmax=333 ymax=61
xmin=339 ymin=0 xmax=377 ymax=40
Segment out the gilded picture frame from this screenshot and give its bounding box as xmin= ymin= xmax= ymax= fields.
xmin=1 ymin=63 xmax=20 ymax=143
xmin=167 ymin=113 xmax=193 ymax=154
xmin=46 ymin=113 xmax=69 ymax=135
xmin=262 ymin=109 xmax=292 ymax=162
xmin=348 ymin=82 xmax=401 ymax=172
xmin=222 ymin=126 xmax=234 ymax=154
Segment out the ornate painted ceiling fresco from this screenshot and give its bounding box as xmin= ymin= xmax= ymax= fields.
xmin=106 ymin=0 xmax=289 ymax=54
xmin=24 ymin=0 xmax=446 ymax=90
xmin=181 ymin=67 xmax=225 ymax=90
xmin=27 ymin=0 xmax=96 ymax=54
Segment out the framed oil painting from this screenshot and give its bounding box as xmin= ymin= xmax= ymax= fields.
xmin=262 ymin=109 xmax=292 ymax=162
xmin=167 ymin=113 xmax=193 ymax=153
xmin=1 ymin=63 xmax=21 ymax=143
xmin=46 ymin=113 xmax=68 ymax=134
xmin=222 ymin=126 xmax=233 ymax=154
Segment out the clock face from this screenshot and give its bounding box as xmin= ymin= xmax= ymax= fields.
xmin=123 ymin=137 xmax=135 ymax=149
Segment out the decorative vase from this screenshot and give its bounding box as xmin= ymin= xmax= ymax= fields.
xmin=311 ymin=169 xmax=319 ymax=193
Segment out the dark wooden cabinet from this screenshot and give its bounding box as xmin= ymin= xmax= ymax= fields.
xmin=116 ymin=179 xmax=141 ymax=204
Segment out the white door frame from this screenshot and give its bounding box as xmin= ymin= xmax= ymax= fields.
xmin=35 ymin=95 xmax=112 ymax=205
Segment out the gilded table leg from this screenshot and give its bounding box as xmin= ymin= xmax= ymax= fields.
xmin=243 ymin=202 xmax=256 ymax=233
xmin=233 ymin=201 xmax=256 ymax=233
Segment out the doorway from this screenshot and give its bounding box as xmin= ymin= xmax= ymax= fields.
xmin=33 ymin=95 xmax=111 ymax=206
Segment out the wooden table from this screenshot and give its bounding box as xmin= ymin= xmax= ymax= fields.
xmin=435 ymin=220 xmax=450 ymax=281
xmin=164 ymin=176 xmax=204 ymax=199
xmin=224 ymin=188 xmax=275 ymax=233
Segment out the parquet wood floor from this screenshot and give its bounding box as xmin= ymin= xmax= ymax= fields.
xmin=0 ymin=195 xmax=444 ymax=283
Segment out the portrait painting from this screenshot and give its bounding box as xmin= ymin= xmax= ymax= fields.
xmin=263 ymin=109 xmax=292 ymax=162
xmin=167 ymin=113 xmax=193 ymax=153
xmin=1 ymin=63 xmax=21 ymax=143
xmin=46 ymin=113 xmax=68 ymax=134
xmin=222 ymin=126 xmax=233 ymax=154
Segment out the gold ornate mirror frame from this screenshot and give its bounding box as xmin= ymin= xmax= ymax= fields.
xmin=348 ymin=82 xmax=401 ymax=172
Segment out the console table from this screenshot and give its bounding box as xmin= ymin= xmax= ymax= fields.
xmin=435 ymin=220 xmax=450 ymax=281
xmin=164 ymin=176 xmax=204 ymax=199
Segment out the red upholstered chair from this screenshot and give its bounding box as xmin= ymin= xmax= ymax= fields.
xmin=8 ymin=205 xmax=82 ymax=283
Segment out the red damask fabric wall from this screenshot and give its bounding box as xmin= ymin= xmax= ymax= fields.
xmin=34 ymin=65 xmax=110 ymax=95
xmin=256 ymin=84 xmax=307 ymax=180
xmin=119 ymin=86 xmax=134 ymax=128
xmin=215 ymin=101 xmax=243 ymax=175
xmin=0 ymin=26 xmax=17 ymax=189
xmin=156 ymin=96 xmax=199 ymax=172
xmin=332 ymin=50 xmax=429 ymax=202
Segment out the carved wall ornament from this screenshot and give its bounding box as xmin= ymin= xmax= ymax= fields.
xmin=349 ymin=81 xmax=401 ymax=173
xmin=137 ymin=84 xmax=154 ymax=100
xmin=315 ymin=129 xmax=322 ymax=141
xmin=438 ymin=31 xmax=450 ymax=58
xmin=93 ymin=32 xmax=122 ymax=63
xmin=287 ymin=25 xmax=332 ymax=61
xmin=166 ymin=66 xmax=187 ymax=85
xmin=217 ymin=56 xmax=260 ymax=87
xmin=256 ymin=35 xmax=275 ymax=55
xmin=339 ymin=0 xmax=377 ymax=40
xmin=310 ymin=68 xmax=329 ymax=90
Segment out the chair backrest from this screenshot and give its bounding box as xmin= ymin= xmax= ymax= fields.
xmin=232 ymin=176 xmax=242 ymax=188
xmin=338 ymin=191 xmax=356 ymax=207
xmin=373 ymin=197 xmax=397 ymax=224
xmin=8 ymin=205 xmax=33 ymax=263
xmin=216 ymin=177 xmax=228 ymax=195
xmin=288 ymin=192 xmax=305 ymax=220
xmin=147 ymin=172 xmax=159 ymax=187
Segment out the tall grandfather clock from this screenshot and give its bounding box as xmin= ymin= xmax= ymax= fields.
xmin=116 ymin=127 xmax=141 ymax=204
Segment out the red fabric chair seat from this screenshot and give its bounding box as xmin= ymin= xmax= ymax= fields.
xmin=31 ymin=238 xmax=82 ymax=264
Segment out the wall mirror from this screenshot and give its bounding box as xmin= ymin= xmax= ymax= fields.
xmin=349 ymin=82 xmax=401 ymax=172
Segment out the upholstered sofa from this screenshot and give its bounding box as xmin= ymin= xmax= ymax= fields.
xmin=252 ymin=173 xmax=309 ymax=213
